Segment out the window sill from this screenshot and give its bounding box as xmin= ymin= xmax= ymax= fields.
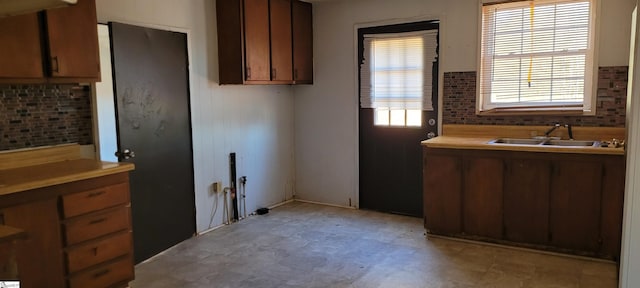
xmin=477 ymin=107 xmax=594 ymax=116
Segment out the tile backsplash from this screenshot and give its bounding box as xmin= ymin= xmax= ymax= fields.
xmin=0 ymin=84 xmax=93 ymax=151
xmin=443 ymin=66 xmax=627 ymax=127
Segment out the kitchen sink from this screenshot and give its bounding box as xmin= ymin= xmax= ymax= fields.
xmin=487 ymin=138 xmax=545 ymax=145
xmin=488 ymin=138 xmax=600 ymax=147
xmin=543 ymin=140 xmax=599 ymax=147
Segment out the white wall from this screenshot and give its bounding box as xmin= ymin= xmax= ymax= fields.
xmin=293 ymin=0 xmax=636 ymax=207
xmin=94 ymin=24 xmax=118 ymax=162
xmin=95 ymin=0 xmax=295 ymax=233
xmin=620 ymin=3 xmax=640 ymax=287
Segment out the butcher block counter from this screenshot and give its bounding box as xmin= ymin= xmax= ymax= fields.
xmin=422 ymin=125 xmax=626 ymax=260
xmin=0 ymin=144 xmax=135 ymax=288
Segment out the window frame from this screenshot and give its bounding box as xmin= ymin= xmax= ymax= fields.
xmin=476 ymin=0 xmax=599 ymax=116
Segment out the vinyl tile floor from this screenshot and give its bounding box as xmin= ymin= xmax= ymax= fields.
xmin=130 ymin=201 xmax=618 ymax=288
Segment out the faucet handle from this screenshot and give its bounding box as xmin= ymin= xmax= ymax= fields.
xmin=563 ymin=124 xmax=574 ymax=140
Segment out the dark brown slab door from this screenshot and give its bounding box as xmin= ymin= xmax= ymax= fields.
xmin=109 ymin=22 xmax=195 ymax=264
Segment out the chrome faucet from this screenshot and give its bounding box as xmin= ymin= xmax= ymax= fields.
xmin=543 ymin=122 xmax=574 ymax=140
xmin=544 ymin=123 xmax=561 ymax=137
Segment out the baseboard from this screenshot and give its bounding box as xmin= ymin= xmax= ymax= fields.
xmin=293 ymin=199 xmax=356 ymax=210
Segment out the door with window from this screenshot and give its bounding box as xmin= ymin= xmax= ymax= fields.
xmin=359 ymin=21 xmax=439 ymax=217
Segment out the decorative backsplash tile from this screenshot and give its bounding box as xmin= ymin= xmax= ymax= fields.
xmin=443 ymin=66 xmax=628 ymax=127
xmin=0 ymin=84 xmax=93 ymax=151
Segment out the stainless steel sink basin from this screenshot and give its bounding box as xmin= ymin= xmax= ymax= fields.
xmin=488 ymin=138 xmax=600 ymax=147
xmin=488 ymin=138 xmax=545 ymax=145
xmin=543 ymin=140 xmax=599 ymax=147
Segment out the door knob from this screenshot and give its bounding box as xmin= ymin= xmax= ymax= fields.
xmin=115 ymin=149 xmax=136 ymax=160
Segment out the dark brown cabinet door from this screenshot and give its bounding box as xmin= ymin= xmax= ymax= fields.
xmin=3 ymin=199 xmax=65 ymax=288
xmin=244 ymin=0 xmax=271 ymax=82
xmin=463 ymin=157 xmax=503 ymax=239
xmin=601 ymin=157 xmax=626 ymax=259
xmin=423 ymin=153 xmax=461 ymax=234
xmin=45 ymin=0 xmax=100 ymax=79
xmin=504 ymin=159 xmax=550 ymax=244
xmin=270 ymin=0 xmax=293 ymax=82
xmin=292 ymin=0 xmax=313 ymax=84
xmin=550 ymin=161 xmax=602 ymax=252
xmin=0 ymin=13 xmax=44 ymax=79
xmin=216 ymin=0 xmax=244 ymax=84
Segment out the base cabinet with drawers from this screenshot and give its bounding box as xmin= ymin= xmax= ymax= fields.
xmin=1 ymin=172 xmax=134 ymax=288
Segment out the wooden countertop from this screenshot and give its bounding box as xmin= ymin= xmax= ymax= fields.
xmin=0 ymin=159 xmax=134 ymax=196
xmin=421 ymin=125 xmax=625 ymax=155
xmin=0 ymin=144 xmax=134 ymax=196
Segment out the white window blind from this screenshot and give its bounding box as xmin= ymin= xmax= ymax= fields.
xmin=479 ymin=0 xmax=596 ymax=113
xmin=360 ymin=30 xmax=438 ymax=111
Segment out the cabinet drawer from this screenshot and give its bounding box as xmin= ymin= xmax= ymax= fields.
xmin=68 ymin=256 xmax=134 ymax=288
xmin=64 ymin=207 xmax=130 ymax=246
xmin=66 ymin=232 xmax=131 ymax=273
xmin=61 ymin=182 xmax=129 ymax=218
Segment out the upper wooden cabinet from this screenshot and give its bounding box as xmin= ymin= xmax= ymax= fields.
xmin=243 ymin=0 xmax=272 ymax=82
xmin=0 ymin=0 xmax=100 ymax=83
xmin=0 ymin=13 xmax=44 ymax=79
xmin=292 ymin=0 xmax=313 ymax=84
xmin=45 ymin=0 xmax=100 ymax=80
xmin=270 ymin=0 xmax=293 ymax=82
xmin=217 ymin=0 xmax=313 ymax=85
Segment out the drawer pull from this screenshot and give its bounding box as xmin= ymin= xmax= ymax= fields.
xmin=88 ymin=218 xmax=106 ymax=225
xmin=93 ymin=247 xmax=99 ymax=256
xmin=87 ymin=191 xmax=106 ymax=198
xmin=93 ymin=269 xmax=110 ymax=279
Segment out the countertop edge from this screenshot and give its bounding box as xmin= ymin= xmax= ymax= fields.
xmin=421 ymin=137 xmax=625 ymax=156
xmin=0 ymin=161 xmax=135 ymax=196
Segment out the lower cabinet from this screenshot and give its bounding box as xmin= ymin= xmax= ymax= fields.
xmin=1 ymin=173 xmax=134 ymax=288
xmin=423 ymin=154 xmax=462 ymax=234
xmin=549 ymin=160 xmax=602 ymax=253
xmin=423 ymin=147 xmax=625 ymax=260
xmin=3 ymin=199 xmax=66 ymax=288
xmin=462 ymin=157 xmax=503 ymax=239
xmin=504 ymin=159 xmax=550 ymax=245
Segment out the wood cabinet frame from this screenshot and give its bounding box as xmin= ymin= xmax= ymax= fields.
xmin=0 ymin=173 xmax=134 ymax=288
xmin=423 ymin=147 xmax=625 ymax=260
xmin=0 ymin=0 xmax=100 ymax=84
xmin=217 ymin=0 xmax=313 ymax=85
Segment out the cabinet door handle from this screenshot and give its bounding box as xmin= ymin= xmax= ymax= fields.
xmin=89 ymin=218 xmax=106 ymax=225
xmin=246 ymin=67 xmax=251 ymax=79
xmin=51 ymin=56 xmax=59 ymax=73
xmin=87 ymin=191 xmax=106 ymax=198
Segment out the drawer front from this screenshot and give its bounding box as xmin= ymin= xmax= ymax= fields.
xmin=64 ymin=207 xmax=130 ymax=245
xmin=68 ymin=256 xmax=134 ymax=288
xmin=66 ymin=232 xmax=132 ymax=273
xmin=62 ymin=182 xmax=129 ymax=218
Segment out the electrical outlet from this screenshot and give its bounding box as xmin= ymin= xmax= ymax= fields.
xmin=213 ymin=181 xmax=222 ymax=193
